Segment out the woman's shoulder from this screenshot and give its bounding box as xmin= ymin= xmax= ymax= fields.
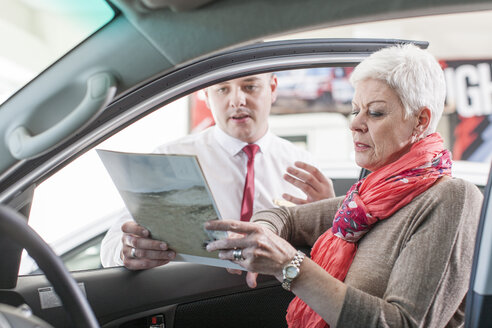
xmin=431 ymin=177 xmax=483 ymax=203
xmin=398 ymin=177 xmax=483 ymax=243
xmin=400 ymin=177 xmax=483 ymax=222
xmin=414 ymin=177 xmax=484 ymax=224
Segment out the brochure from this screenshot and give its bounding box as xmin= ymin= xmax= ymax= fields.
xmin=97 ymin=149 xmax=243 ymax=270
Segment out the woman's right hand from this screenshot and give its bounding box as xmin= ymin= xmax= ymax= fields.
xmin=205 ymin=220 xmax=298 ymax=288
xmin=120 ymin=221 xmax=176 ymax=270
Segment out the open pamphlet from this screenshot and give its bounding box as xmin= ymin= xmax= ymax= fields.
xmin=97 ymin=149 xmax=243 ymax=270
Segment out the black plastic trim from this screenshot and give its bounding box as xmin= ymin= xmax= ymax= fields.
xmin=465 ymin=161 xmax=492 ymax=328
xmin=466 ymin=291 xmax=492 ymax=328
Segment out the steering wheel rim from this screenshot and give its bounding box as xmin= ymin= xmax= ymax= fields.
xmin=0 ymin=205 xmax=99 ymax=328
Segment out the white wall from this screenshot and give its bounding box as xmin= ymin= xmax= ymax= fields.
xmin=268 ymin=11 xmax=492 ymax=59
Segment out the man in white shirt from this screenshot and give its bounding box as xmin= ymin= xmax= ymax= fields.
xmin=100 ymin=73 xmax=333 ymax=269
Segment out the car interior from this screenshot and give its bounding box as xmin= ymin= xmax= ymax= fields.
xmin=0 ymin=0 xmax=491 ymax=327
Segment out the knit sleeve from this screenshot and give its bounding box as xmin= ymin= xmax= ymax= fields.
xmin=337 ymin=179 xmax=483 ymax=328
xmin=251 ymin=196 xmax=344 ymax=246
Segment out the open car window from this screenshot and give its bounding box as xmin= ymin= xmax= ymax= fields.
xmin=19 ymin=67 xmax=358 ymax=274
xmin=20 ymin=63 xmax=490 ymax=274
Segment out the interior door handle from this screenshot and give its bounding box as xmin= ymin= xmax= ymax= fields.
xmin=7 ymin=72 xmax=117 ymax=160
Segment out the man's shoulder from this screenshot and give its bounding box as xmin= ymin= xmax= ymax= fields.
xmin=153 ymin=128 xmax=213 ymax=153
xmin=269 ymin=133 xmax=313 ymax=157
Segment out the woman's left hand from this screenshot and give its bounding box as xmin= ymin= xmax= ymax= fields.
xmin=205 ymin=220 xmax=297 ymax=288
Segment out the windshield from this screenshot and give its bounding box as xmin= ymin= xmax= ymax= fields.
xmin=0 ymin=0 xmax=115 ymax=105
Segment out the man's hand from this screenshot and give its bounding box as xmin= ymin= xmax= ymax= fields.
xmin=283 ymin=161 xmax=335 ymax=204
xmin=120 ymin=221 xmax=176 ymax=270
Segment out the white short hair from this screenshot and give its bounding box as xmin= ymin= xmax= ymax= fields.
xmin=349 ymin=44 xmax=446 ymax=135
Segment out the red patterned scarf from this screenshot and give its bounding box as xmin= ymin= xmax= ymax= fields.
xmin=286 ymin=133 xmax=452 ymax=328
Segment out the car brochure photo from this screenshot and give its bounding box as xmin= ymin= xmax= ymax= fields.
xmin=97 ymin=149 xmax=243 ymax=270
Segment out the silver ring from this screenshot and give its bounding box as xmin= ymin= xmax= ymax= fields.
xmin=131 ymin=247 xmax=137 ymax=258
xmin=233 ymin=249 xmax=243 ymax=261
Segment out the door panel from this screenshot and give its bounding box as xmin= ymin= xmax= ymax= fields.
xmin=10 ymin=264 xmax=292 ymax=327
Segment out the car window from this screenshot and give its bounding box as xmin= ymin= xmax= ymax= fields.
xmin=0 ymin=0 xmax=115 ymax=105
xmin=20 ymin=64 xmax=490 ymax=275
xmin=19 ymin=68 xmax=357 ymax=274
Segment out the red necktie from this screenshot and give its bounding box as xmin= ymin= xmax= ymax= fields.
xmin=240 ymin=144 xmax=260 ymax=221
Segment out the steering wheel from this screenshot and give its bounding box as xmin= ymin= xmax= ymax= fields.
xmin=0 ymin=205 xmax=99 ymax=328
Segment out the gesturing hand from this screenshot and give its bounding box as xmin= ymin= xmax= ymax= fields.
xmin=205 ymin=220 xmax=297 ymax=288
xmin=120 ymin=221 xmax=176 ymax=270
xmin=283 ymin=161 xmax=335 ymax=204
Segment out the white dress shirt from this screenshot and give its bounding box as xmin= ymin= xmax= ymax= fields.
xmin=100 ymin=126 xmax=316 ymax=267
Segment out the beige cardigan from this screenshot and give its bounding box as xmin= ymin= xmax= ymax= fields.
xmin=252 ymin=178 xmax=483 ymax=328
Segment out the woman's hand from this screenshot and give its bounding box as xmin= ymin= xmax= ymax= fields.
xmin=205 ymin=220 xmax=297 ymax=288
xmin=120 ymin=221 xmax=176 ymax=270
xmin=283 ymin=161 xmax=335 ymax=204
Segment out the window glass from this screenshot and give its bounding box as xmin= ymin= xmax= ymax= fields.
xmin=20 ymin=97 xmax=189 ymax=275
xmin=0 ymin=0 xmax=115 ymax=105
xmin=20 ymin=69 xmax=358 ymax=274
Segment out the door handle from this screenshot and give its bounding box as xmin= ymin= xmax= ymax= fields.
xmin=7 ymin=72 xmax=117 ymax=160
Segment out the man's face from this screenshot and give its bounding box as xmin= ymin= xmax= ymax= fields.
xmin=205 ymin=73 xmax=277 ymax=143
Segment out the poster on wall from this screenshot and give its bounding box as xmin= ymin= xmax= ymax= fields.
xmin=442 ymin=59 xmax=492 ymax=162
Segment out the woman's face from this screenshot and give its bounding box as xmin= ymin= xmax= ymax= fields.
xmin=350 ymin=78 xmax=418 ymax=172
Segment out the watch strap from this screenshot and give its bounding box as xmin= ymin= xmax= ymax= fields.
xmin=282 ymin=250 xmax=305 ymax=291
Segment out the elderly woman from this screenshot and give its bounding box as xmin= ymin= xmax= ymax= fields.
xmin=205 ymin=44 xmax=483 ymax=327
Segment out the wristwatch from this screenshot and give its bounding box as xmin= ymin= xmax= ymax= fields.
xmin=282 ymin=250 xmax=305 ymax=291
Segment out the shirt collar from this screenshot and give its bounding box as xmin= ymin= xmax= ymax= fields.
xmin=213 ymin=125 xmax=272 ymax=156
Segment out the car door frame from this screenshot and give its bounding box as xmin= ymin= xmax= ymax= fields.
xmin=465 ymin=162 xmax=492 ymax=328
xmin=1 ymin=39 xmax=430 ymax=327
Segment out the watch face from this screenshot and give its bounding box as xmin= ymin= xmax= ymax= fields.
xmin=285 ymin=265 xmax=300 ymax=279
